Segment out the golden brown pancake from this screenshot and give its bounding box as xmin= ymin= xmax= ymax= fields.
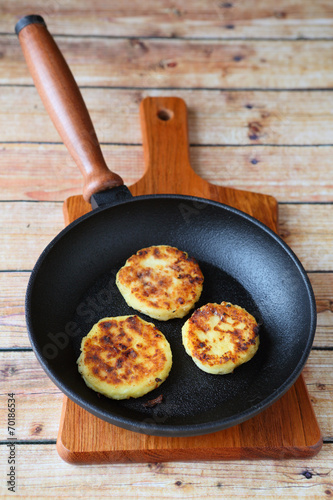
xmin=182 ymin=302 xmax=259 ymax=374
xmin=77 ymin=315 xmax=172 ymax=399
xmin=116 ymin=245 xmax=204 ymax=321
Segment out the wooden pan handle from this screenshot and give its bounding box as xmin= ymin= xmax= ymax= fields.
xmin=16 ymin=15 xmax=123 ymax=202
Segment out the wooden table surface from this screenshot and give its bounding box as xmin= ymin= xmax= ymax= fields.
xmin=0 ymin=1 xmax=332 ymax=498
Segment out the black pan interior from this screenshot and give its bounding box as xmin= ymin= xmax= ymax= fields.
xmin=26 ymin=195 xmax=316 ymax=436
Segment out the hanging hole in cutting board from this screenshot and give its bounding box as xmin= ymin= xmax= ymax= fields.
xmin=157 ymin=108 xmax=173 ymax=121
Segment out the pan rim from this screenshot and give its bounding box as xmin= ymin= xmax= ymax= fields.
xmin=25 ymin=194 xmax=317 ymax=436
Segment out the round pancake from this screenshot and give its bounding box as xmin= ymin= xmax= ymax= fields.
xmin=116 ymin=245 xmax=204 ymax=321
xmin=182 ymin=302 xmax=259 ymax=375
xmin=77 ymin=315 xmax=172 ymax=399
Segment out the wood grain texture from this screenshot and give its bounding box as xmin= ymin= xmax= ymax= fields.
xmin=3 ymin=87 xmax=333 ymax=145
xmin=0 ymin=352 xmax=63 ymax=441
xmin=1 ymin=0 xmax=332 ymax=495
xmin=278 ymin=204 xmax=333 ymax=271
xmin=0 ymin=443 xmax=332 ymax=498
xmin=0 ymin=201 xmax=63 ymax=270
xmin=1 ymin=144 xmax=333 ymax=202
xmin=3 ymin=0 xmax=333 ymax=38
xmin=5 ymin=35 xmax=333 ymax=88
xmin=310 ymin=273 xmax=333 ymax=348
xmin=0 ymin=272 xmax=30 ymax=347
xmin=302 ymin=351 xmax=333 ymax=439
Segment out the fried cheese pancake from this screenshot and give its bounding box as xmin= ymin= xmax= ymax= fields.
xmin=182 ymin=302 xmax=259 ymax=375
xmin=77 ymin=315 xmax=172 ymax=399
xmin=116 ymin=245 xmax=204 ymax=321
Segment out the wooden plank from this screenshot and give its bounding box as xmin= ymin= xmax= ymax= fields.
xmin=278 ymin=204 xmax=333 ymax=271
xmin=3 ymin=88 xmax=333 ymax=145
xmin=0 ymin=350 xmax=331 ymax=441
xmin=3 ymin=0 xmax=333 ymax=38
xmin=0 ymin=445 xmax=332 ymax=499
xmin=5 ymin=35 xmax=333 ymax=88
xmin=0 ymin=272 xmax=29 ymax=348
xmin=0 ymin=0 xmax=331 ymax=493
xmin=308 ymin=273 xmax=333 ymax=349
xmin=1 ymin=143 xmax=333 ymax=202
xmin=0 ymin=202 xmax=331 ymax=271
xmin=302 ymin=351 xmax=333 ymax=439
xmin=0 ymin=352 xmax=63 ymax=442
xmin=0 ymin=202 xmax=63 ymax=270
xmin=0 ymin=271 xmax=331 ymax=350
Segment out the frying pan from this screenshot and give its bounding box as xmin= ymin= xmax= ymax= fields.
xmin=17 ymin=15 xmax=316 ymax=437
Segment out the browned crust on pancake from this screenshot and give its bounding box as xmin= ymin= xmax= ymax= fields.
xmin=116 ymin=245 xmax=204 ymax=320
xmin=79 ymin=316 xmax=170 ymax=388
xmin=183 ymin=302 xmax=259 ymax=371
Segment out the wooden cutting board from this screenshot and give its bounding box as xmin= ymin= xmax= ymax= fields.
xmin=57 ymin=97 xmax=322 ymax=463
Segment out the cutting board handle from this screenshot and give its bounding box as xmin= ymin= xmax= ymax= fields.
xmin=139 ymin=96 xmax=195 ymax=189
xmin=16 ymin=15 xmax=123 ymax=202
xmin=134 ymin=96 xmax=207 ymax=197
